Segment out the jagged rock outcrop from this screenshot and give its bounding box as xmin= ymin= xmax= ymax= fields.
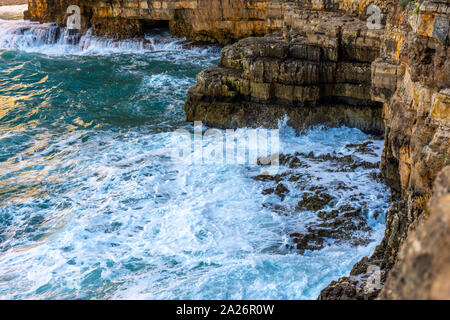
xmin=185 ymin=4 xmax=385 ymax=134
xmin=372 ymin=1 xmax=449 ymax=196
xmin=25 ymin=0 xmax=284 ymax=42
xmin=318 ymin=0 xmax=450 ymax=300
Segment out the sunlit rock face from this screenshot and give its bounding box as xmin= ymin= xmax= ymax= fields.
xmin=371 ymin=0 xmax=449 ymax=300
xmin=185 ymin=4 xmax=386 ymax=134
xmin=25 ymin=0 xmax=283 ymax=42
xmin=372 ymin=0 xmax=449 ymax=198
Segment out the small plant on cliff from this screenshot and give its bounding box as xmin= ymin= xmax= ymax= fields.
xmin=399 ymin=0 xmax=422 ymax=14
xmin=413 ymin=0 xmax=423 ymax=14
xmin=400 ymin=0 xmax=411 ymax=10
xmin=414 ymin=195 xmax=431 ymax=216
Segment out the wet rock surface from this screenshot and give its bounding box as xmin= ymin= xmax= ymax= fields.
xmin=253 ymin=138 xmax=388 ymax=257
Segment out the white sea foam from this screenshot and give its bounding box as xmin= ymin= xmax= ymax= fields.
xmin=0 ymin=124 xmax=390 ymax=299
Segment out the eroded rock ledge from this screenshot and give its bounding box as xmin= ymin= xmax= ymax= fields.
xmin=185 ymin=5 xmax=385 ymax=134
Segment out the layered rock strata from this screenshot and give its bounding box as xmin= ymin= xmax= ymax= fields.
xmin=25 ymin=0 xmax=284 ymax=42
xmin=379 ymin=166 xmax=450 ymax=299
xmin=186 ymin=0 xmax=449 ymax=299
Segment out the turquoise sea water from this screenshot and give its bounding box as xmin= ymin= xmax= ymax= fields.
xmin=0 ymin=20 xmax=390 ymax=299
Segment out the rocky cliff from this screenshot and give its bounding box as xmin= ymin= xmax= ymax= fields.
xmin=25 ymin=0 xmax=283 ymax=42
xmin=318 ymin=0 xmax=449 ymax=299
xmin=27 ymin=0 xmax=450 ymax=299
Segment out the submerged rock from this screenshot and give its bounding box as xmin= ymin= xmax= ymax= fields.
xmin=296 ymin=192 xmax=334 ymax=211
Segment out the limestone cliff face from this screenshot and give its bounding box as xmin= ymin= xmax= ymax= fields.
xmin=372 ymin=0 xmax=449 ymax=197
xmin=379 ymin=166 xmax=450 ymax=299
xmin=371 ymin=0 xmax=449 ymax=299
xmin=312 ymin=0 xmax=449 ymax=299
xmin=25 ymin=0 xmax=283 ymax=43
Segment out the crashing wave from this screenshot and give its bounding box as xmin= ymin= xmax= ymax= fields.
xmin=0 ymin=19 xmax=214 ymax=55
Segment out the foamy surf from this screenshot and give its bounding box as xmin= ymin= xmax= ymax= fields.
xmin=0 ymin=19 xmax=389 ymax=300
